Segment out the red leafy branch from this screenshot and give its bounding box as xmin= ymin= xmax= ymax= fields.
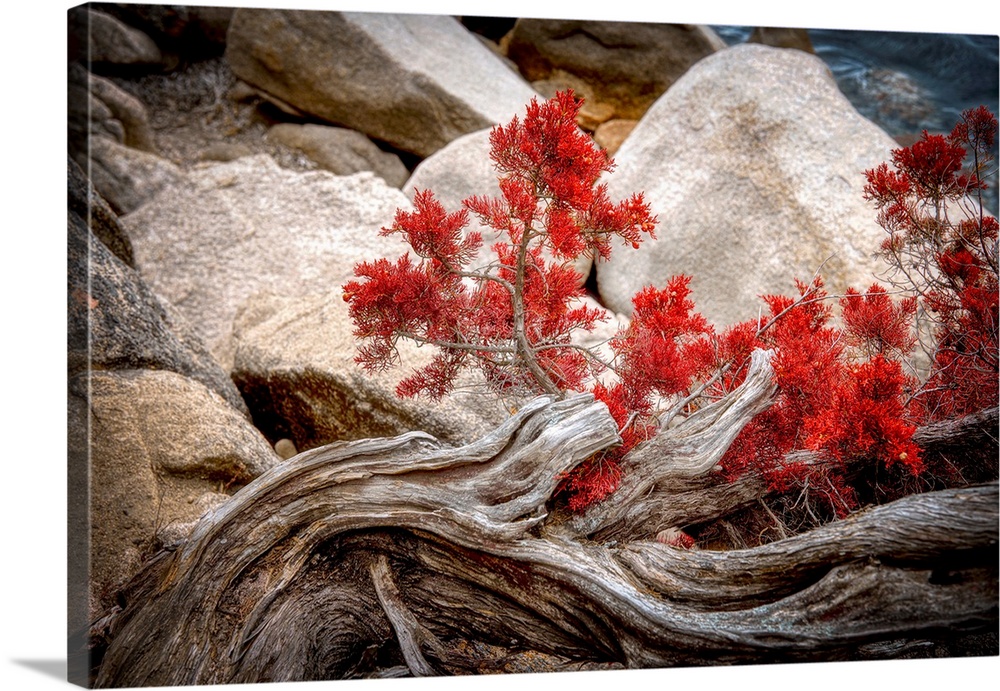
xmin=701 ymin=277 xmax=922 ymax=518
xmin=863 ymin=105 xmax=998 ymax=421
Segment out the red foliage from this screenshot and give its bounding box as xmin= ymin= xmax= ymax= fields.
xmin=345 ymin=91 xmax=656 ymax=402
xmin=863 ymin=106 xmax=998 ymax=421
xmin=344 ymin=191 xmax=476 ymax=397
xmin=475 ymin=90 xmax=656 ymax=262
xmin=347 ymin=92 xmax=995 ymax=520
xmin=716 ymin=279 xmax=922 ymax=517
xmin=555 ymin=277 xmax=715 ymax=512
xmin=919 ymin=231 xmax=999 ymax=418
xmin=555 ymin=455 xmax=623 ymax=514
xmin=840 ymin=285 xmax=918 ymax=358
xmin=610 ymin=276 xmax=715 ymax=410
xmin=715 ymin=281 xmax=832 ymax=490
xmin=806 ymin=356 xmax=922 ymax=472
xmin=384 ymin=188 xmax=482 ymax=266
xmin=554 ymin=381 xmax=656 ymax=512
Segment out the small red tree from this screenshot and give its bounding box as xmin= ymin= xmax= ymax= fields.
xmin=345 ymin=91 xmax=714 ymax=511
xmin=344 ymin=91 xmax=658 ymax=400
xmin=863 ymin=105 xmax=999 ymax=421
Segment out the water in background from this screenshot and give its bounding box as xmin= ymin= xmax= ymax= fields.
xmin=714 ymin=27 xmax=999 ymax=213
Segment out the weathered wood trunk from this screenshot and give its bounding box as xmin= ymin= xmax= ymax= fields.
xmin=89 ymin=354 xmax=999 ymax=687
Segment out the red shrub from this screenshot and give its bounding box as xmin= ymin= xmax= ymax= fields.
xmin=347 ymin=93 xmax=996 ymax=518
xmin=864 ymin=106 xmax=998 ymax=421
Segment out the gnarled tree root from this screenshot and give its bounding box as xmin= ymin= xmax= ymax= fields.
xmin=90 ymin=393 xmax=999 ymax=686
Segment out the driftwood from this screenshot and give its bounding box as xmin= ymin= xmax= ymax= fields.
xmin=90 ymin=353 xmax=999 ymax=687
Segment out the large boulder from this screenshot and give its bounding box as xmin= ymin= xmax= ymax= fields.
xmin=70 ymin=368 xmax=279 ymax=623
xmin=503 ymin=19 xmax=726 ymax=121
xmin=68 ymin=6 xmax=164 ymax=69
xmin=596 ymin=44 xmax=900 ymax=327
xmin=67 ymin=159 xmax=247 ymax=415
xmin=224 ymin=9 xmax=539 ymax=157
xmin=267 ymin=123 xmax=409 ymax=188
xmin=119 ymin=155 xmax=413 ymax=369
xmin=231 ymin=291 xmax=510 ymax=451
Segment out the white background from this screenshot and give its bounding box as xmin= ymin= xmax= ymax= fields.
xmin=3 ymin=1 xmax=997 ymax=689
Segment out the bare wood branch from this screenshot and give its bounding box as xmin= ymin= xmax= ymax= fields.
xmin=564 ymin=348 xmax=777 ymax=541
xmin=89 ymin=390 xmax=997 ymax=687
xmin=370 ymin=554 xmax=442 ymax=677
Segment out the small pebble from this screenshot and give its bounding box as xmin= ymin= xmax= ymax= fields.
xmin=275 ymin=438 xmax=298 ymax=460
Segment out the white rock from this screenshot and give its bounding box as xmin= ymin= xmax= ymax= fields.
xmin=121 ymin=155 xmax=413 ymax=368
xmin=231 ymin=291 xmax=510 ymax=448
xmin=597 ymin=44 xmax=900 ymax=327
xmin=225 ymin=10 xmax=539 ymax=157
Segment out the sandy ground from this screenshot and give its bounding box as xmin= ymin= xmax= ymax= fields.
xmin=108 ymin=55 xmax=322 ymax=172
